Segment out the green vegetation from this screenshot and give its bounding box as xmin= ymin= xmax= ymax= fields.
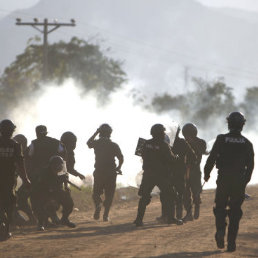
xmin=151 ymin=77 xmax=258 ymax=131
xmin=0 ymin=37 xmax=127 ymax=116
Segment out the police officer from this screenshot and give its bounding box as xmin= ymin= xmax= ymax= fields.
xmin=87 ymin=124 xmax=124 ymax=221
xmin=156 ymin=131 xmax=183 ymax=225
xmin=31 ymin=156 xmax=75 ymax=231
xmin=204 ymin=112 xmax=254 ymax=252
xmin=0 ymin=120 xmax=30 ymax=241
xmin=61 ymin=131 xmax=85 ymax=180
xmin=182 ymin=123 xmax=207 ymax=222
xmin=28 ymin=125 xmax=66 ymax=175
xmin=134 ymin=124 xmax=177 ymax=227
xmin=13 ymin=134 xmax=36 ymax=224
xmin=171 ymin=126 xmax=189 ymax=221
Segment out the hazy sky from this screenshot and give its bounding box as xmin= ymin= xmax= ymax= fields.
xmin=197 ymin=0 xmax=258 ymax=12
xmin=1 ymin=0 xmax=258 ymax=14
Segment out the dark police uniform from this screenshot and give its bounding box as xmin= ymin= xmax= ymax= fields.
xmin=183 ymin=136 xmax=206 ymax=219
xmin=31 ymin=167 xmax=74 ymax=227
xmin=135 ymin=138 xmax=176 ymax=225
xmin=16 ymin=146 xmax=36 ymax=223
xmin=87 ymin=137 xmax=123 ymax=218
xmin=0 ymin=137 xmax=23 ymax=231
xmin=204 ymin=131 xmax=254 ymax=250
xmin=29 ymin=136 xmax=65 ymax=175
xmin=171 ymin=136 xmax=188 ymax=219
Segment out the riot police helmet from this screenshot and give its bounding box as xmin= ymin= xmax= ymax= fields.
xmin=98 ymin=123 xmax=112 ymax=137
xmin=61 ymin=131 xmax=77 ymax=150
xmin=13 ymin=134 xmax=28 ymax=151
xmin=35 ymin=125 xmax=48 ymax=137
xmin=49 ymin=155 xmax=64 ymax=173
xmin=150 ymin=124 xmax=166 ymax=139
xmin=0 ymin=119 xmax=16 ymax=138
xmin=182 ymin=123 xmax=197 ymax=138
xmin=227 ymin=112 xmax=246 ymax=131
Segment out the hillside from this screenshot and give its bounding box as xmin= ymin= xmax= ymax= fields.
xmin=0 ymin=0 xmax=258 ymax=95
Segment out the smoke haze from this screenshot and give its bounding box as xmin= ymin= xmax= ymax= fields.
xmin=11 ymin=79 xmax=258 ymax=189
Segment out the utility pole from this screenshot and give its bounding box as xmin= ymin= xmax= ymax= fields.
xmin=16 ymin=18 xmax=76 ymax=80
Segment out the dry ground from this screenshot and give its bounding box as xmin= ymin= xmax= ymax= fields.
xmin=0 ymin=186 xmax=258 ymax=258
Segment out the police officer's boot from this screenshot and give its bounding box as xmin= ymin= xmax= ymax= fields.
xmin=156 ymin=202 xmax=168 ymax=224
xmin=0 ymin=222 xmax=12 ymax=241
xmin=176 ymin=204 xmax=183 ymax=220
xmin=133 ymin=199 xmax=146 ymax=227
xmin=167 ymin=202 xmax=183 ymax=225
xmin=227 ymin=209 xmax=242 ymax=252
xmin=103 ymin=206 xmax=110 ymax=222
xmin=94 ymin=204 xmax=101 ymax=220
xmin=214 ymin=207 xmax=227 ymax=249
xmin=183 ymin=207 xmax=193 ymax=222
xmin=194 ymin=204 xmax=200 ymax=220
xmin=60 ymin=216 xmax=76 ymax=228
xmin=37 ymin=218 xmax=45 ymax=231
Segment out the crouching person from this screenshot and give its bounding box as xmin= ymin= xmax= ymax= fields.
xmin=31 ymin=156 xmax=75 ymax=231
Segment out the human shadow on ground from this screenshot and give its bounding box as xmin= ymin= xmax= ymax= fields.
xmin=33 ymin=221 xmax=175 ymax=240
xmin=149 ymin=250 xmax=222 ymax=257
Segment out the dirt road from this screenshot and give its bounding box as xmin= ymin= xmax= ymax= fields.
xmin=1 ymin=186 xmax=258 ymax=258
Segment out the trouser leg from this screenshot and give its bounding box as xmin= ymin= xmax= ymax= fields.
xmin=92 ymin=175 xmax=104 ymax=208
xmin=183 ymin=180 xmax=193 ymax=220
xmin=191 ymin=171 xmax=201 ymax=219
xmin=135 ymin=175 xmax=154 ymax=224
xmin=175 ymin=177 xmax=184 ymax=219
xmin=158 ymin=179 xmax=175 ymax=222
xmin=103 ymin=174 xmax=117 ymax=219
xmin=31 ymin=193 xmax=48 ymax=227
xmin=227 ymin=181 xmax=245 ymax=249
xmin=16 ymin=185 xmax=35 ymax=221
xmin=58 ymin=190 xmax=74 ymax=220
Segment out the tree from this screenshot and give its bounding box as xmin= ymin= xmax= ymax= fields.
xmin=151 ymin=78 xmax=236 ymax=132
xmin=0 ymin=37 xmax=126 ymax=115
xmin=241 ymin=86 xmax=258 ymax=129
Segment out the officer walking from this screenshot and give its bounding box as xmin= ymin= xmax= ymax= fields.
xmin=87 ymin=124 xmax=124 ymax=221
xmin=0 ymin=120 xmax=31 ymax=241
xmin=134 ymin=124 xmax=177 ymax=227
xmin=204 ymin=112 xmax=254 ymax=252
xmin=182 ymin=123 xmax=207 ymax=222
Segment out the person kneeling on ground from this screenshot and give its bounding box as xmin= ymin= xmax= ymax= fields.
xmin=31 ymin=156 xmax=75 ymax=231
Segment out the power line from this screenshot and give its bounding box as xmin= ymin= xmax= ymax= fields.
xmin=1 ymin=7 xmax=257 ymax=81
xmin=15 ymin=18 xmax=75 ymax=80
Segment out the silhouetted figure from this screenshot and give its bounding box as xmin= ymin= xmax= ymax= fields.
xmin=134 ymin=124 xmax=177 ymax=227
xmin=28 ymin=125 xmax=66 ymax=176
xmin=0 ymin=120 xmax=30 ymax=241
xmin=13 ymin=134 xmax=36 ymax=225
xmin=87 ymin=124 xmax=123 ymax=221
xmin=204 ymin=112 xmax=254 ymax=252
xmin=60 ymin=131 xmax=85 ymax=180
xmin=156 ymin=131 xmax=184 ymax=225
xmin=31 ymin=156 xmax=75 ymax=231
xmin=171 ymin=127 xmax=189 ymax=221
xmin=182 ymin=123 xmax=207 ymax=222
